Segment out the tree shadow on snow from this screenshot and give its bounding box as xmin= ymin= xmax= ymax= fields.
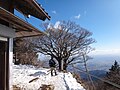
xmin=29 ymin=71 xmax=47 ymax=76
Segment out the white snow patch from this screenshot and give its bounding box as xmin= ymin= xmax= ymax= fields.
xmin=12 ymin=64 xmax=85 ymax=90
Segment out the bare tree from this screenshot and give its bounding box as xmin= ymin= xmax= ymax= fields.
xmin=13 ymin=38 xmax=38 ymax=65
xmin=32 ymin=21 xmax=95 ymax=70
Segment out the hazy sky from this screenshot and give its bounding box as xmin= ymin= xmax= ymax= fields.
xmin=15 ymin=0 xmax=120 ymax=54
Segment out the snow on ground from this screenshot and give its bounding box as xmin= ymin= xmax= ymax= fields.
xmin=13 ymin=64 xmax=85 ymax=90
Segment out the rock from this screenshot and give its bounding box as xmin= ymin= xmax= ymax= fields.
xmin=39 ymin=84 xmax=55 ymax=90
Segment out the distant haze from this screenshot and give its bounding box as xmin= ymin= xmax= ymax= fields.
xmin=87 ymin=49 xmax=120 ymax=71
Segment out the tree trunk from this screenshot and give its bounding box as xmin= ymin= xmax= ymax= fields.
xmin=63 ymin=60 xmax=68 ymax=71
xmin=58 ymin=59 xmax=67 ymax=71
xmin=58 ymin=60 xmax=62 ymax=71
xmin=63 ymin=63 xmax=67 ymax=71
xmin=58 ymin=59 xmax=64 ymax=71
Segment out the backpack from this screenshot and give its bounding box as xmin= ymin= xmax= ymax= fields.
xmin=49 ymin=59 xmax=56 ymax=67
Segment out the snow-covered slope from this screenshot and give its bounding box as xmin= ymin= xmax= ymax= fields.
xmin=13 ymin=64 xmax=85 ymax=90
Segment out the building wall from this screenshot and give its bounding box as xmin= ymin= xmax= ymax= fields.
xmin=0 ymin=24 xmax=15 ymax=38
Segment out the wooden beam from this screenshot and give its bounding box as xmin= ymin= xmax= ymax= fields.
xmin=0 ymin=16 xmax=32 ymax=32
xmin=15 ymin=33 xmax=43 ymax=38
xmin=0 ymin=7 xmax=44 ymax=37
xmin=23 ymin=0 xmax=50 ymax=20
xmin=0 ymin=7 xmax=41 ymax=32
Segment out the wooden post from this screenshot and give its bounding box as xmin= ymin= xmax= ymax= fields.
xmin=9 ymin=38 xmax=13 ymax=90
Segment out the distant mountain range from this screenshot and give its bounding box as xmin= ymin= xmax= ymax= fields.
xmin=79 ymin=70 xmax=107 ymax=81
xmin=87 ymin=54 xmax=120 ymax=71
xmin=72 ymin=53 xmax=120 ymax=81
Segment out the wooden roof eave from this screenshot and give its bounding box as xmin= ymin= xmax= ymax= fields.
xmin=32 ymin=0 xmax=51 ymax=20
xmin=14 ymin=0 xmax=51 ymax=21
xmin=0 ymin=7 xmax=44 ymax=38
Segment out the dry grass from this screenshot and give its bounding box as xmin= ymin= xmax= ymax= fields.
xmin=13 ymin=85 xmax=21 ymax=90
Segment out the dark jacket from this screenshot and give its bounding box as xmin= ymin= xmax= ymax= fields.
xmin=49 ymin=59 xmax=56 ymax=67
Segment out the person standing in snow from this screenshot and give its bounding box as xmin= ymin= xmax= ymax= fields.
xmin=49 ymin=57 xmax=57 ymax=76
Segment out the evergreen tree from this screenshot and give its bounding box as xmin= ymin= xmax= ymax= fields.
xmin=104 ymin=60 xmax=120 ymax=90
xmin=106 ymin=60 xmax=120 ymax=78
